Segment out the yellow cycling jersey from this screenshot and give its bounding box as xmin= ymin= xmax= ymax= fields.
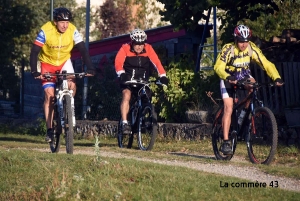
xmin=34 ymin=21 xmax=83 ymax=66
xmin=214 ymin=41 xmax=281 ymax=81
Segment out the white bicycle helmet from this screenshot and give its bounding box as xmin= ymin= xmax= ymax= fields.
xmin=130 ymin=29 xmax=147 ymax=43
xmin=234 ymin=25 xmax=252 ymax=42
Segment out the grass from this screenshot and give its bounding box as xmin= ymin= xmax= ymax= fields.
xmin=1 ymin=148 xmax=299 ymax=201
xmin=0 ymin=133 xmax=299 ymax=200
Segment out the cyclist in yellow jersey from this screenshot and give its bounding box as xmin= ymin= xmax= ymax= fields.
xmin=29 ymin=7 xmax=95 ymax=143
xmin=214 ymin=25 xmax=284 ymax=155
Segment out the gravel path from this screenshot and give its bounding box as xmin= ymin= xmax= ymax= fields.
xmin=73 ymin=149 xmax=300 ymax=193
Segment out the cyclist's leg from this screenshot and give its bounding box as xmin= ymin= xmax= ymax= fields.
xmin=222 ymin=98 xmax=233 ymax=140
xmin=43 ymin=87 xmax=55 ymax=130
xmin=220 ymin=80 xmax=234 ymax=154
xmin=41 ymin=62 xmax=60 ymax=142
xmin=120 ymin=86 xmax=131 ymax=123
xmin=61 ymin=59 xmax=76 ymax=96
xmin=220 ymin=80 xmax=234 ymax=140
xmin=120 ymin=85 xmax=132 ymax=133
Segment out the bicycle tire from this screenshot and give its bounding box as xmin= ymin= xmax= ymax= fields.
xmin=247 ymin=107 xmax=278 ymax=165
xmin=117 ymin=105 xmax=134 ymax=149
xmin=211 ymin=107 xmax=237 ymax=160
xmin=64 ymin=95 xmax=74 ymax=154
xmin=50 ymin=117 xmax=62 ymax=153
xmin=137 ymin=103 xmax=157 ymax=151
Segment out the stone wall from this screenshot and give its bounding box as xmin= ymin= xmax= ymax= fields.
xmin=1 ymin=118 xmax=299 ymax=146
xmin=0 ymin=118 xmax=212 ymax=141
xmin=75 ymin=120 xmax=212 ymax=141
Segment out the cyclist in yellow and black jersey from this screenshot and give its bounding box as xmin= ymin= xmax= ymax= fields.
xmin=214 ymin=25 xmax=284 ymax=155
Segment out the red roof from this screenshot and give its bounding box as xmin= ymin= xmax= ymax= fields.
xmin=71 ymin=25 xmax=186 ymax=59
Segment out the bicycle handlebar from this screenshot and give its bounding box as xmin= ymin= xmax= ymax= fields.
xmin=43 ymin=72 xmax=87 ymax=81
xmin=236 ymin=80 xmax=283 ymax=88
xmin=124 ymin=79 xmax=163 ymax=86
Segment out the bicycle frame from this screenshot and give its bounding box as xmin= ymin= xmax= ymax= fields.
xmin=231 ymin=81 xmax=273 ymax=139
xmin=43 ymin=70 xmax=86 ymax=154
xmin=231 ymin=84 xmax=263 ymax=138
xmin=130 ymin=81 xmax=152 ymax=126
xmin=56 ymin=72 xmax=76 ymax=127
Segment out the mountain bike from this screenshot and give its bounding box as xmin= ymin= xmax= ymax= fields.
xmin=117 ymin=79 xmax=163 ymax=151
xmin=43 ymin=71 xmax=86 ymax=154
xmin=212 ymin=80 xmax=280 ymax=164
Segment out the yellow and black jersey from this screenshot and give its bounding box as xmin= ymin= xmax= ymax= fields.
xmin=214 ymin=41 xmax=281 ymax=81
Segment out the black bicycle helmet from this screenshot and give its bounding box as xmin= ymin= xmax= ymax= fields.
xmin=53 ymin=7 xmax=72 ymax=21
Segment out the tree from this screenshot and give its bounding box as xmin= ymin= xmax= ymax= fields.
xmin=246 ymin=0 xmax=300 ymax=42
xmin=157 ymin=0 xmax=282 ymax=43
xmin=132 ymin=0 xmax=168 ymax=30
xmin=94 ymin=0 xmax=168 ymax=39
xmin=0 ymin=0 xmax=33 ymax=65
xmin=95 ymin=0 xmax=131 ymax=39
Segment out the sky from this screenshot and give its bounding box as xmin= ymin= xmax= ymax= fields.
xmin=76 ymin=0 xmax=104 ymax=7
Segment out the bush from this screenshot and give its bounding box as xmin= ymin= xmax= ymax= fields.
xmin=151 ymin=53 xmax=220 ymax=123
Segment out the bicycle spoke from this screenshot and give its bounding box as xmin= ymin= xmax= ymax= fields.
xmin=138 ymin=104 xmax=157 ymax=151
xmin=247 ymin=107 xmax=278 ymax=164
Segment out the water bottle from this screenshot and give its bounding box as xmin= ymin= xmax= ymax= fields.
xmin=238 ymin=109 xmax=246 ymax=125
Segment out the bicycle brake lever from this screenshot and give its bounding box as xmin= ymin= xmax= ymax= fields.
xmin=155 ymin=80 xmax=162 ymax=85
xmin=77 ymin=73 xmax=86 ymax=79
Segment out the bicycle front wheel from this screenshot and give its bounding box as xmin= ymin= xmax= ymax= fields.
xmin=137 ymin=103 xmax=157 ymax=151
xmin=50 ymin=115 xmax=62 ymax=153
xmin=211 ymin=107 xmax=236 ymax=160
xmin=64 ymin=95 xmax=74 ymax=154
xmin=247 ymin=107 xmax=278 ymax=165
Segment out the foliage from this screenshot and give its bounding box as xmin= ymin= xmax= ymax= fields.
xmin=0 ymin=118 xmax=46 ymax=135
xmin=0 ymin=0 xmax=33 ymax=65
xmin=157 ymin=0 xmax=287 ymax=43
xmin=95 ymin=0 xmax=131 ymax=39
xmin=94 ymin=0 xmax=167 ymax=39
xmin=246 ymin=0 xmax=300 ymax=42
xmin=75 ymin=56 xmax=121 ymax=121
xmin=132 ymin=0 xmax=168 ymax=29
xmin=151 ymin=53 xmax=220 ymax=123
xmin=73 ymin=5 xmax=98 ymax=42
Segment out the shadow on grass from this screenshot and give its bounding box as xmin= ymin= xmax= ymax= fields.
xmin=169 ymin=152 xmax=216 ymax=160
xmin=0 ymin=137 xmax=41 ymax=144
xmin=74 ymin=142 xmax=119 ymax=148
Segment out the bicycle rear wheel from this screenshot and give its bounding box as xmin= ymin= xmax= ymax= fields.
xmin=117 ymin=107 xmax=134 ymax=148
xmin=247 ymin=107 xmax=278 ymax=165
xmin=211 ymin=107 xmax=237 ymax=160
xmin=64 ymin=95 xmax=74 ymax=154
xmin=137 ymin=103 xmax=157 ymax=151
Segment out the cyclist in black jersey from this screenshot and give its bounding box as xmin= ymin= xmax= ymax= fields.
xmin=114 ymin=29 xmax=169 ymax=134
